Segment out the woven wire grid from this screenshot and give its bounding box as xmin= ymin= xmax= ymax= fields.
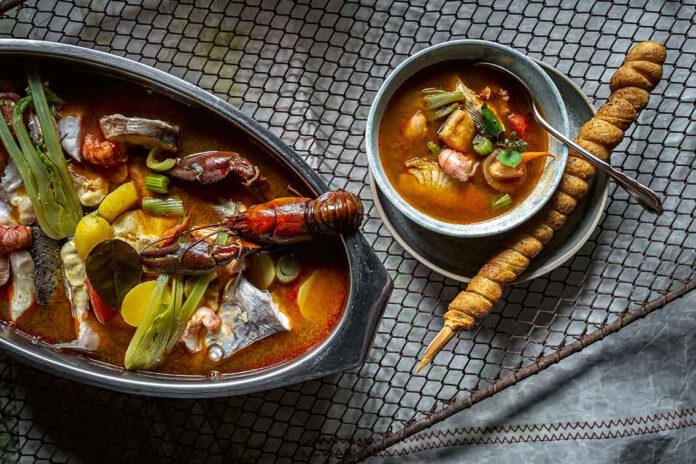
xmin=0 ymin=0 xmax=694 ymax=462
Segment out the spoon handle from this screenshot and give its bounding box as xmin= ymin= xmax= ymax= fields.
xmin=532 ymin=105 xmax=664 ymax=215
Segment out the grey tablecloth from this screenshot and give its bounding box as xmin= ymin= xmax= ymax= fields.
xmin=376 ymin=290 xmax=696 ymax=463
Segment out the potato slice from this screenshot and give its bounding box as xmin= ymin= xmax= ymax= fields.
xmin=74 ymin=215 xmax=114 ymax=259
xmin=98 ymin=181 xmax=140 ymax=223
xmin=121 ymin=280 xmax=160 ymax=327
xmin=246 ymin=253 xmax=276 ymax=289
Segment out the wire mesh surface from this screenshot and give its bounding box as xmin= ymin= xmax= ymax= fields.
xmin=0 ymin=0 xmax=694 ymax=462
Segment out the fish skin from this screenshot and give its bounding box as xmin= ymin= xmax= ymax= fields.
xmin=30 ymin=227 xmax=62 ymax=305
xmin=205 ymin=276 xmax=290 ymax=360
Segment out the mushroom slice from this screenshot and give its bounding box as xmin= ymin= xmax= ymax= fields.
xmin=482 ymin=151 xmax=527 ymax=193
xmin=58 ymin=115 xmax=83 ymax=162
xmin=99 ymin=114 xmax=180 ymax=152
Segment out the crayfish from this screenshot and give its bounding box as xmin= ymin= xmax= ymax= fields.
xmin=140 ymin=190 xmax=364 ymax=275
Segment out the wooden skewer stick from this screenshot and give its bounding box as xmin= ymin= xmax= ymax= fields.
xmin=418 ymin=41 xmax=667 ymax=372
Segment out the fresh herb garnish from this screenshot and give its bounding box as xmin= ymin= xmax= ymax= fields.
xmin=496 ymin=149 xmax=522 ymax=168
xmin=498 ymin=130 xmax=528 ymax=152
xmin=480 ymin=103 xmax=503 ymax=138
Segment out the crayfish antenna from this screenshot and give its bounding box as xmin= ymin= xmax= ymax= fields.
xmin=416 ymin=326 xmax=454 ymax=373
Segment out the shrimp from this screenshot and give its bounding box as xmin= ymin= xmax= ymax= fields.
xmin=181 ymin=306 xmax=222 ymax=352
xmin=0 ymin=225 xmax=32 ymax=254
xmin=438 ymin=148 xmax=479 ymax=183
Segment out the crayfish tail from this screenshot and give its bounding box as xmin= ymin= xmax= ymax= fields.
xmin=416 ymin=326 xmax=454 ymax=373
xmin=307 ymin=189 xmax=364 ymax=235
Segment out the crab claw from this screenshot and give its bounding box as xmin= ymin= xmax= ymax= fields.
xmin=141 ymin=238 xmax=259 ymax=275
xmin=167 ymin=151 xmax=270 ymax=199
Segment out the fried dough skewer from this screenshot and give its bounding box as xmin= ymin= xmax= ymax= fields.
xmin=418 ymin=41 xmax=667 ymax=371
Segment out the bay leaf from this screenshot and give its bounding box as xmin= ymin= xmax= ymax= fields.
xmin=86 ymin=239 xmax=142 ymax=310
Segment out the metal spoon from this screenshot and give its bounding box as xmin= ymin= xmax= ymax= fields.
xmin=475 ymin=62 xmax=664 ymax=215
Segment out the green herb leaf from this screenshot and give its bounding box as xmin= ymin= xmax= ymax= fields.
xmin=481 ymin=103 xmax=503 ymax=138
xmin=496 ymin=149 xmax=522 ymax=168
xmin=86 ymin=239 xmax=142 ymax=310
xmin=498 ymin=130 xmax=528 ymax=153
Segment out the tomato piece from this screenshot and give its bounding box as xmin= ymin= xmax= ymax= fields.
xmin=507 ymin=113 xmax=529 ymax=138
xmin=289 ymin=276 xmax=305 ymax=302
xmin=85 ymin=278 xmax=118 ymax=324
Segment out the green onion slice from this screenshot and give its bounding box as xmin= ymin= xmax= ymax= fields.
xmin=472 ymin=134 xmax=494 ymax=156
xmin=421 ymin=88 xmax=447 ymax=95
xmin=427 ymin=141 xmax=440 ymax=158
xmin=146 ymin=148 xmax=177 ymax=171
xmin=276 ymin=254 xmax=301 ymax=284
xmin=424 ymin=91 xmax=465 ymax=110
xmin=492 ymin=193 xmax=512 ymax=210
xmin=144 ymin=174 xmax=170 ymax=194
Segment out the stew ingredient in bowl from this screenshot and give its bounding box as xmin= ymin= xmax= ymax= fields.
xmin=379 ymin=61 xmax=555 ymax=224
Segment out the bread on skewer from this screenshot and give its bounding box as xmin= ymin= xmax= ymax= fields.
xmin=418 ymin=41 xmax=667 ymax=371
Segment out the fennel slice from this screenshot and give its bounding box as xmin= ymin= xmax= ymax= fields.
xmin=405 ymin=158 xmax=454 ymax=190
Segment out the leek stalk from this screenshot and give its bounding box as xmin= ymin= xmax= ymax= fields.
xmin=0 ymin=73 xmax=82 ymax=239
xmin=124 ymin=272 xmax=215 ymax=370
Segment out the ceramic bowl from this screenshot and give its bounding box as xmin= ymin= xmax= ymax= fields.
xmin=371 ymin=60 xmax=608 ymax=283
xmin=366 ymin=40 xmax=569 ymax=238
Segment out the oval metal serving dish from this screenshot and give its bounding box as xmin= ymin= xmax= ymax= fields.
xmin=0 ymin=39 xmax=392 ymax=398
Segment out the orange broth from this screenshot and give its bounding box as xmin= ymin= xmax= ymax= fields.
xmin=378 ymin=61 xmax=549 ymax=224
xmin=0 ymin=73 xmax=349 ymax=376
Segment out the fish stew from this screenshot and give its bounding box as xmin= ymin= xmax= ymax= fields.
xmin=0 ymin=68 xmax=359 ymax=376
xmin=378 ymin=61 xmax=552 ymax=224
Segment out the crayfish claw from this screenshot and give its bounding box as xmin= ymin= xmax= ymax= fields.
xmin=140 ymin=236 xmax=260 ymax=275
xmin=167 ymin=151 xmax=270 ymax=199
